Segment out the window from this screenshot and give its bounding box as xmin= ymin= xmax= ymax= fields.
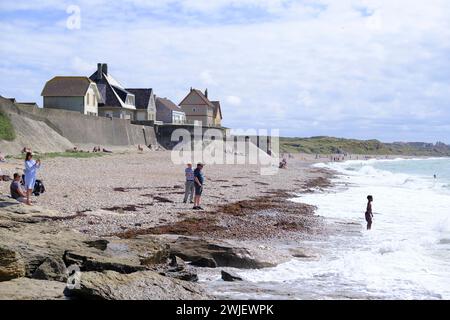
xmin=87 ymin=94 xmax=90 ymax=105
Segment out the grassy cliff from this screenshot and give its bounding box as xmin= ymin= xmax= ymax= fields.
xmin=0 ymin=110 xmax=16 ymax=141
xmin=280 ymin=136 xmax=450 ymax=156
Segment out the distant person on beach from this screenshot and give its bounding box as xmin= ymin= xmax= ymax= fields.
xmin=434 ymin=174 xmax=437 ymax=179
xmin=22 ymin=147 xmax=32 ymax=154
xmin=10 ymin=173 xmax=27 ymax=203
xmin=365 ymin=195 xmax=374 ymax=230
xmin=279 ymin=158 xmax=287 ymax=169
xmin=183 ymin=163 xmax=195 ymax=204
xmin=193 ymin=163 xmax=204 ymax=210
xmin=24 ymin=152 xmax=41 ymax=205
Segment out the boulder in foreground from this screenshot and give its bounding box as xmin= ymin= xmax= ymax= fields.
xmin=67 ymin=270 xmax=208 ymax=300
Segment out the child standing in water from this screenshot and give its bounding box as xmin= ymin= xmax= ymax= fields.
xmin=365 ymin=195 xmax=374 ymax=230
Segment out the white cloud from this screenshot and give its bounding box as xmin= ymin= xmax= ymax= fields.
xmin=226 ymin=95 xmax=242 ymax=106
xmin=1 ymin=0 xmax=450 ymax=142
xmin=200 ymin=70 xmax=217 ymax=86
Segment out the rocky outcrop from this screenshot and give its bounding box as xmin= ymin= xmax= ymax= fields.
xmin=67 ymin=270 xmax=207 ymax=300
xmin=0 ymin=247 xmax=26 ymax=281
xmin=169 ymin=237 xmax=276 ymax=269
xmin=221 ymin=270 xmax=243 ymax=282
xmin=0 ymin=278 xmax=66 ymax=300
xmin=0 ymin=200 xmax=206 ymax=300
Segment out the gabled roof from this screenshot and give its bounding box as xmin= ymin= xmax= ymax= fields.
xmin=179 ymin=88 xmax=216 ymax=110
xmin=41 ymin=77 xmax=95 ymax=97
xmin=156 ymin=97 xmax=185 ymax=112
xmin=89 ymin=66 xmax=135 ymax=110
xmin=126 ymin=88 xmax=153 ymax=110
xmin=211 ymin=101 xmax=223 ymax=119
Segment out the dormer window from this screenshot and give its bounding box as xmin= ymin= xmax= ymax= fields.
xmin=126 ymin=95 xmax=135 ymax=106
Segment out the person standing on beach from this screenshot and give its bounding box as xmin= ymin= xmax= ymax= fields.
xmin=24 ymin=152 xmax=41 ymax=206
xmin=193 ymin=163 xmax=204 ymax=210
xmin=365 ymin=195 xmax=374 ymax=230
xmin=183 ymin=163 xmax=195 ymax=204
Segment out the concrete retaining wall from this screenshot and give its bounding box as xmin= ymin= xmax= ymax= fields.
xmin=13 ymin=104 xmax=157 ymax=147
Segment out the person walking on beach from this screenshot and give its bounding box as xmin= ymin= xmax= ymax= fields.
xmin=183 ymin=163 xmax=195 ymax=204
xmin=193 ymin=163 xmax=204 ymax=210
xmin=10 ymin=173 xmax=27 ymax=203
xmin=24 ymin=152 xmax=41 ymax=205
xmin=365 ymin=195 xmax=374 ymax=230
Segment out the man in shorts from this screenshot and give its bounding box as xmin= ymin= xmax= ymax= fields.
xmin=193 ymin=163 xmax=204 ymax=210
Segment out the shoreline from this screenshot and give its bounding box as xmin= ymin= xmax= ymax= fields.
xmin=0 ymin=151 xmax=342 ymax=299
xmin=3 ymin=151 xmax=435 ymax=299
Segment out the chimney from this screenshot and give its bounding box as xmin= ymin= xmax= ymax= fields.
xmin=102 ymin=63 xmax=108 ymax=76
xmin=97 ymin=63 xmax=103 ymax=80
xmin=204 ymin=88 xmax=208 ymax=99
xmin=190 ymin=87 xmax=193 ymax=92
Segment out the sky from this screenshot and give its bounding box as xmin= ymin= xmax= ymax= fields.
xmin=1 ymin=0 xmax=449 ymax=143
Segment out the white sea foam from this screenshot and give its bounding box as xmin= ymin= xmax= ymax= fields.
xmin=234 ymin=158 xmax=450 ymax=299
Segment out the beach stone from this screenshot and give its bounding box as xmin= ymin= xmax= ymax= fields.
xmin=221 ymin=270 xmax=243 ymax=282
xmin=84 ymin=239 xmax=109 ymax=251
xmin=63 ymin=250 xmax=147 ymax=274
xmin=289 ymin=248 xmax=317 ymax=259
xmin=169 ymin=255 xmax=186 ymax=271
xmin=163 ymin=269 xmax=199 ymax=282
xmin=32 ymin=257 xmax=67 ymax=281
xmin=67 ymin=270 xmax=208 ymax=300
xmin=169 ymin=237 xmax=276 ymax=269
xmin=0 ymin=246 xmax=26 ymax=281
xmin=0 ymin=278 xmax=67 ymax=300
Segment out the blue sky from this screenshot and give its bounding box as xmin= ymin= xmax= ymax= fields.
xmin=1 ymin=0 xmax=450 ymax=143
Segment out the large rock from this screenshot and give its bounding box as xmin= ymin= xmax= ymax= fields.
xmin=63 ymin=236 xmax=169 ymax=273
xmin=32 ymin=257 xmax=67 ymax=281
xmin=67 ymin=270 xmax=208 ymax=300
xmin=169 ymin=237 xmax=276 ymax=269
xmin=0 ymin=201 xmax=169 ymax=280
xmin=0 ymin=246 xmax=26 ymax=281
xmin=0 ymin=278 xmax=66 ymax=300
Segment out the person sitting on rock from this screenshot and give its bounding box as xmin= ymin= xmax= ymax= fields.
xmin=10 ymin=173 xmax=27 ymax=203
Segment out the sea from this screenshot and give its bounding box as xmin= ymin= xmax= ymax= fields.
xmin=201 ymin=157 xmax=450 ymax=299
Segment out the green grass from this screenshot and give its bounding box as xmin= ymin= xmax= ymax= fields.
xmin=279 ymin=136 xmax=450 ymax=156
xmin=0 ymin=110 xmax=16 ymax=141
xmin=38 ymin=151 xmax=107 ymax=159
xmin=6 ymin=151 xmax=107 ymax=160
